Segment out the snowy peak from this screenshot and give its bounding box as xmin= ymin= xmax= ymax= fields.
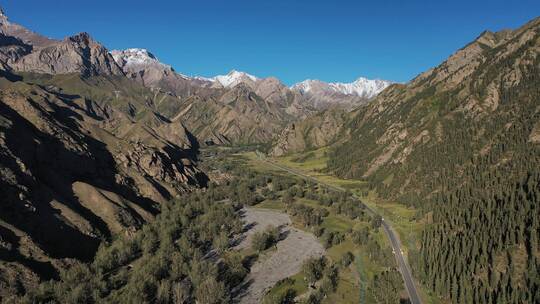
xmin=291 ymin=79 xmax=326 ymax=93
xmin=292 ymin=77 xmax=392 ymax=99
xmin=111 ymin=48 xmax=170 ymax=69
xmin=199 ymin=70 xmax=260 ymax=88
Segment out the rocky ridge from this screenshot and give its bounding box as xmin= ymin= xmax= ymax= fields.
xmin=327 ymin=17 xmax=540 ymax=192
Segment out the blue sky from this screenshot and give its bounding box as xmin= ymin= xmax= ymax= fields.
xmin=2 ymin=0 xmax=539 ymax=84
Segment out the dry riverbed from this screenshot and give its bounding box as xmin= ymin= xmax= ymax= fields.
xmin=234 ymin=208 xmax=325 ymax=304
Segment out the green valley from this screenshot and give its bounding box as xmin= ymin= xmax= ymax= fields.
xmin=0 ymin=3 xmax=538 ymax=304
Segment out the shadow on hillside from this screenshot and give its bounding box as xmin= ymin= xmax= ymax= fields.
xmin=0 ymin=226 xmax=58 ymax=280
xmin=232 ymin=278 xmax=255 ymax=302
xmin=0 ymin=94 xmax=169 ymax=277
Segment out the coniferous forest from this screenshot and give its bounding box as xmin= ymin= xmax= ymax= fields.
xmin=327 ymin=24 xmax=540 ymax=303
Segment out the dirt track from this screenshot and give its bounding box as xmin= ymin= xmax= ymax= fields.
xmin=235 ymin=208 xmax=325 ymax=304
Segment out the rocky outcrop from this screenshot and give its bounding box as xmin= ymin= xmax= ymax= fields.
xmin=0 ymin=70 xmax=204 ymax=291
xmin=111 ymin=48 xmax=202 ymax=97
xmin=0 ymin=8 xmax=122 ymax=76
xmin=0 ymin=33 xmax=32 ymax=65
xmin=270 ymin=108 xmax=348 ymax=156
xmin=0 ymin=8 xmax=56 ymax=48
xmin=175 ymin=83 xmax=299 ymax=145
xmin=8 ymin=32 xmax=123 ymax=76
xmin=114 ymin=140 xmax=201 ymax=199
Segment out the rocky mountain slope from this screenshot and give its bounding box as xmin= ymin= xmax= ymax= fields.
xmin=328 ymin=18 xmax=540 ymax=191
xmin=1 ymin=10 xmax=122 ymax=77
xmin=0 ymin=11 xmax=209 ymax=291
xmin=325 ymin=17 xmax=540 ymax=304
xmin=110 ymin=59 xmax=309 ymax=144
xmin=10 ymin=32 xmax=124 ymax=76
xmin=205 ymin=71 xmax=313 ymax=117
xmin=270 ymin=108 xmax=349 ymax=156
xmin=172 ymin=83 xmax=300 ymax=145
xmin=0 ymin=71 xmax=206 ymax=292
xmin=111 ymin=48 xmax=209 ymax=98
xmin=109 ymin=51 xmax=315 ymax=144
xmin=270 ymin=77 xmax=395 ymax=155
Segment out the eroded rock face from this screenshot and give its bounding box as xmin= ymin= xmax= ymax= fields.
xmin=0 ymin=71 xmax=204 ymax=293
xmin=9 ymin=32 xmax=124 ymax=76
xmin=115 ymin=141 xmax=200 ymax=191
xmin=111 ymin=48 xmax=198 ymax=97
xmin=0 ymin=33 xmax=32 ymax=65
xmin=270 ymin=108 xmax=348 ymax=156
xmin=176 ymin=83 xmax=301 ymax=145
xmin=0 ymin=10 xmax=123 ymax=76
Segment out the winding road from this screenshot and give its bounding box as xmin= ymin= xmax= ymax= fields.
xmin=254 ymin=152 xmax=422 ymax=304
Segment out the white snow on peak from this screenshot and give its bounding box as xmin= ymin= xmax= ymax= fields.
xmin=111 ymin=48 xmax=171 ymax=69
xmin=110 ymin=48 xmax=193 ymax=79
xmin=198 ymin=70 xmax=259 ymax=87
xmin=291 ymin=77 xmax=392 ymax=99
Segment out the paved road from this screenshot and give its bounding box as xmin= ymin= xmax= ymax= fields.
xmin=255 ymin=153 xmax=422 ymax=304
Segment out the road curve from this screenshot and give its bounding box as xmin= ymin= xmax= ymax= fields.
xmin=255 ymin=153 xmax=422 ymax=304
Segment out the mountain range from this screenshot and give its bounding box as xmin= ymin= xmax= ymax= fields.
xmin=0 ymin=7 xmax=391 ymax=290
xmin=110 ymin=48 xmax=391 ymax=108
xmin=0 ymin=5 xmax=538 ymax=304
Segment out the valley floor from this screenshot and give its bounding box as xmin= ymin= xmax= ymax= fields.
xmin=234 ymin=208 xmax=324 ymax=303
xmin=241 ymin=149 xmax=442 ymax=304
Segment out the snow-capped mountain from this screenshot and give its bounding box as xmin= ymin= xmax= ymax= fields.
xmin=291 ymin=77 xmax=392 ymax=99
xmin=289 ymin=77 xmax=393 ymax=109
xmin=110 ymin=48 xmax=197 ymax=95
xmin=111 ymin=50 xmax=258 ymax=89
xmin=111 ymin=48 xmax=158 ymax=66
xmin=197 ymin=70 xmax=259 ymax=88
xmin=111 ymin=48 xmax=187 ymax=76
xmin=110 ymin=48 xmax=390 ymax=109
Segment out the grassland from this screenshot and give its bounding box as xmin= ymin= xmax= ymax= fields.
xmin=267 ymin=148 xmax=424 ymax=256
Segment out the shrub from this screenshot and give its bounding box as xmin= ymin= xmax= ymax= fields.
xmin=340 ymin=251 xmax=355 ymax=268
xmin=251 ymin=226 xmax=280 ymax=252
xmin=302 ymin=257 xmax=326 ymax=284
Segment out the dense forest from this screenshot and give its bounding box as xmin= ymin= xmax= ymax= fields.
xmin=327 ymin=21 xmax=540 ymax=303
xmin=7 ymin=187 xmax=243 ymax=303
